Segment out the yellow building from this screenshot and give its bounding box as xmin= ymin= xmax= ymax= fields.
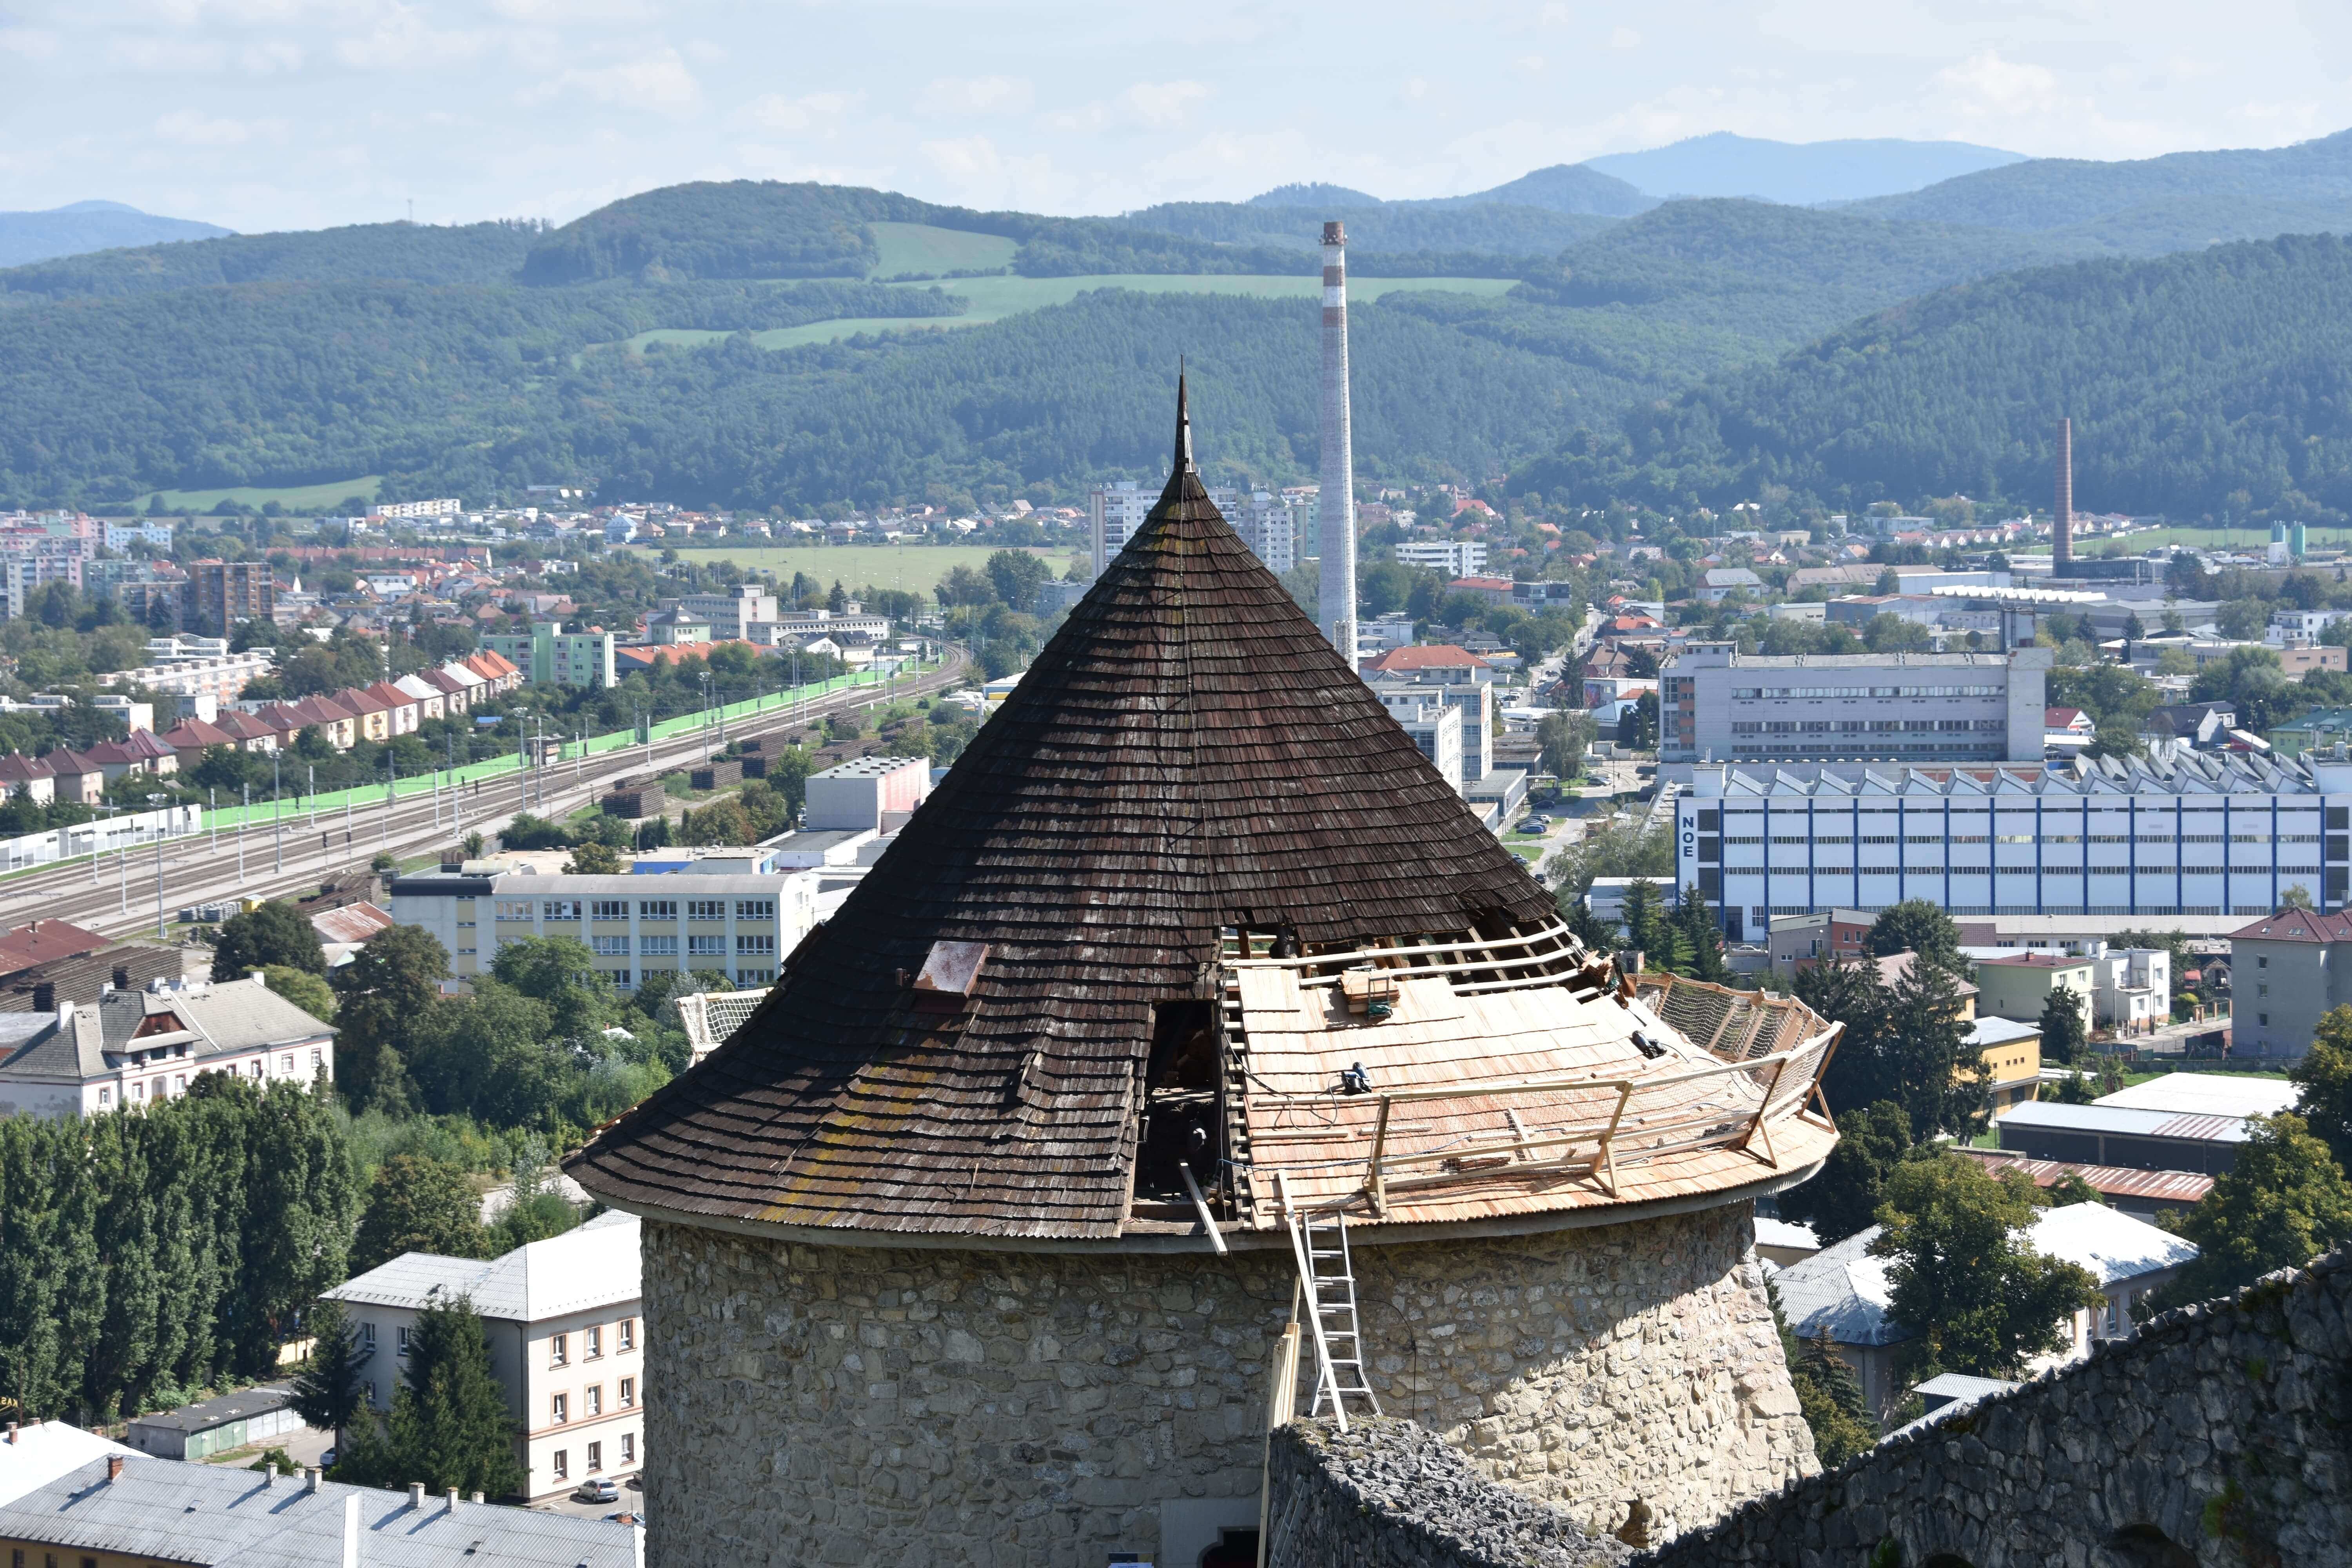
xmin=1965 ymin=1014 xmax=2045 ymax=1116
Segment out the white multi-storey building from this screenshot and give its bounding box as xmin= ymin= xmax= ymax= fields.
xmin=1676 ymin=752 xmax=2350 ymax=944
xmin=328 ymin=1210 xmax=646 ymax=1502
xmin=1659 ymin=644 xmax=2052 ymax=765
xmin=390 ymin=869 xmax=820 ymax=987
xmin=671 ymin=586 xmax=781 ymax=641
xmin=1206 ymin=486 xmax=1297 ymax=573
xmin=1395 ymin=540 xmax=1489 ymax=576
xmin=1089 ymin=481 xmax=1157 ymax=575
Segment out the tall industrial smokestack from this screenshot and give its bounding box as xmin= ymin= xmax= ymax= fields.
xmin=1318 ymin=220 xmax=1358 ymax=662
xmin=2054 ymin=416 xmax=2074 ymax=566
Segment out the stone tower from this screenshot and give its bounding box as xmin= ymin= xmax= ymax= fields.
xmin=570 ymin=386 xmax=1840 ymax=1568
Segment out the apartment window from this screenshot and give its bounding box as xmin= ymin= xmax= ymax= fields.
xmin=551 ymin=1332 xmax=568 ymax=1366
xmin=736 ymin=933 xmax=776 ymax=956
xmin=397 ymin=1326 xmax=411 ymax=1356
xmin=687 ymin=899 xmax=726 ymax=920
xmin=586 ymin=1325 xmax=603 ymax=1360
xmin=99 ymin=1087 xmax=110 ymax=1106
xmin=2258 ymin=956 xmax=2269 ymax=968
xmin=362 ymin=1321 xmax=377 ymax=1347
xmin=495 ymin=900 xmax=534 ymax=921
xmin=552 ymin=1449 xmax=568 ymax=1480
xmin=640 ymin=935 xmax=679 ymax=956
xmin=363 ymin=1381 xmax=376 ymax=1406
xmin=543 ymin=900 xmax=582 ymax=920
xmin=2261 ymin=1013 xmax=2270 ymax=1026
xmin=552 ymin=1392 xmax=568 ymax=1425
xmin=735 ymin=899 xmax=775 ymax=920
xmin=132 ymin=1080 xmax=146 ymax=1102
xmin=587 ymin=1439 xmax=603 ymax=1472
xmin=587 ymin=1384 xmax=603 ymax=1416
xmin=688 ymin=935 xmax=727 ymax=957
xmin=620 ymin=1376 xmax=636 ymax=1406
xmin=591 ymin=899 xmax=630 ymax=920
xmin=622 ymin=1432 xmax=636 ymax=1465
xmin=249 ymin=1060 xmax=264 ymax=1078
xmin=311 ymin=1049 xmax=324 ymax=1070
xmin=606 ymin=969 xmax=633 ymax=989
xmin=638 ymin=899 xmax=677 ymax=919
xmin=592 ymin=935 xmax=630 ymax=957
xmin=619 ymin=1318 xmax=635 ymax=1351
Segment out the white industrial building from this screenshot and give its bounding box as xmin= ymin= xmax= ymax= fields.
xmin=1394 ymin=540 xmax=1489 ymax=576
xmin=1676 ymin=751 xmax=2348 ymax=944
xmin=1659 ymin=644 xmax=2053 ymax=765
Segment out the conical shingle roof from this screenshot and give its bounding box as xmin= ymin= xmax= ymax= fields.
xmin=570 ymin=387 xmax=1556 ymax=1241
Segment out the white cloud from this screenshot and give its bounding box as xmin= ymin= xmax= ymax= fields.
xmin=1611 ymin=26 xmax=1641 ymax=49
xmin=1119 ymin=79 xmax=1211 ymax=129
xmin=152 ymin=109 xmax=284 ymax=145
xmin=522 ymin=49 xmax=702 ymax=114
xmin=1515 ymin=54 xmax=1545 ymax=74
xmin=918 ymin=133 xmax=1072 ymax=209
xmin=926 ymin=75 xmax=1034 ymax=115
xmin=0 ymin=27 xmax=61 ymax=60
xmin=737 ymin=91 xmax=860 ymax=133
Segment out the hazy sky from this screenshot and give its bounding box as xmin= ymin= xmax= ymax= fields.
xmin=3 ymin=1 xmax=2349 ymax=232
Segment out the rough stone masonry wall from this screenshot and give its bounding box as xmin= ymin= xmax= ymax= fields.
xmin=1267 ymin=1249 xmax=2352 ymax=1568
xmin=638 ymin=1203 xmax=1815 ymax=1568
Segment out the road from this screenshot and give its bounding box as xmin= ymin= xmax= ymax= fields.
xmin=6 ymin=648 xmax=970 ymax=943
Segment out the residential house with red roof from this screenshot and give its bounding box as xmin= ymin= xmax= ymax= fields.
xmin=1362 ymin=644 xmax=1494 ymax=683
xmin=2229 ymin=907 xmax=2352 ymax=1059
xmin=44 ymin=751 xmax=107 ymax=804
xmin=80 ymin=731 xmax=178 ymax=782
xmin=0 ymin=753 xmax=55 ymax=806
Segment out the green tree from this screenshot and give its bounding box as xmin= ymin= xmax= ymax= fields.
xmin=1675 ymin=884 xmax=1729 ymax=982
xmin=290 ymin=1297 xmax=369 ymax=1456
xmin=1535 ymin=711 xmax=1592 ymax=780
xmin=2282 ymin=885 xmax=2318 ymax=910
xmin=2038 ymin=986 xmax=2089 ymax=1067
xmin=211 ymin=900 xmax=326 ymax=980
xmin=2148 ymin=1114 xmax=2352 ymax=1310
xmin=1865 ymin=900 xmax=1961 ymax=973
xmin=679 ymin=795 xmax=752 ymax=845
xmin=1777 ymin=1100 xmax=1914 ymax=1245
xmin=1872 ymin=1153 xmax=2103 ymax=1379
xmin=1884 ymin=957 xmax=1984 ymax=1136
xmin=563 ymin=841 xmax=622 ymax=875
xmin=1790 ymin=1324 xmax=1877 ymax=1465
xmin=2046 ymin=1171 xmax=2104 ymax=1207
xmin=2290 ymin=1009 xmax=2352 ymax=1172
xmin=341 ymin=1296 xmax=525 ymax=1499
xmin=329 ymin=926 xmax=450 ymax=1115
xmin=351 ymin=1155 xmax=489 ymax=1273
xmin=489 ymin=936 xmax=615 ymax=1047
xmin=1617 ymin=878 xmax=1673 ymax=968
xmin=261 ymin=965 xmax=337 ymax=1025
xmin=984 ymin=550 xmax=1052 ymax=614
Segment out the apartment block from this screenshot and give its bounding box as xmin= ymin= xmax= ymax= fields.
xmin=1676 ymin=751 xmax=2352 ymax=947
xmin=1386 ymin=699 xmax=1463 ymax=793
xmin=390 ymin=868 xmax=819 ymax=986
xmin=480 ymin=622 xmax=617 ymax=689
xmin=1658 ymin=644 xmax=2052 ymax=764
xmin=1369 ymin=677 xmax=1492 ymax=781
xmin=1207 ymin=486 xmax=1297 ymax=573
xmin=327 ymin=1210 xmax=644 ymax=1503
xmin=1395 ymin=540 xmax=1489 ymax=576
xmin=186 ymin=559 xmax=276 ymax=634
xmin=2229 ymin=907 xmax=2352 ymax=1058
xmin=1089 ymin=481 xmax=1156 ymax=575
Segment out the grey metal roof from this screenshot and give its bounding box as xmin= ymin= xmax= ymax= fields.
xmin=1773 ymin=1227 xmax=1909 ymax=1348
xmin=1700 ymin=748 xmax=2326 ymax=799
xmin=327 ymin=1211 xmax=639 ymax=1323
xmin=0 ymin=1457 xmax=637 ymax=1567
xmin=1964 ymin=1016 xmax=2043 ymax=1049
xmin=1999 ymin=1101 xmax=2254 ymax=1143
xmin=125 ymin=1380 xmax=292 ymax=1436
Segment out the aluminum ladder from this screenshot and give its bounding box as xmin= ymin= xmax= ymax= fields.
xmin=1277 ymin=1171 xmax=1382 ymax=1430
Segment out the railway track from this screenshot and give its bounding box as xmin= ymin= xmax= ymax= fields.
xmin=7 ymin=647 xmax=970 ymax=943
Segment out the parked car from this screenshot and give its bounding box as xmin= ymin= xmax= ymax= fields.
xmin=574 ymin=1478 xmax=620 ymax=1504
xmin=319 ymin=1447 xmax=337 ymax=1468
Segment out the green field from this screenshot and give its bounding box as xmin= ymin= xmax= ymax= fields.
xmin=614 ymin=271 xmax=1519 ymax=354
xmin=620 ymin=541 xmax=1089 ymax=594
xmin=2011 ymin=524 xmax=2352 ymax=556
xmin=144 ymin=475 xmax=383 ymax=513
xmin=867 ymin=221 xmax=1019 ymax=278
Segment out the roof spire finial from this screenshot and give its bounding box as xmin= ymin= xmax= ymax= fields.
xmin=1173 ymin=359 xmax=1195 ymax=475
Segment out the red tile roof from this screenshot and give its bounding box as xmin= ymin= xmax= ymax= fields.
xmin=1364 ymin=644 xmax=1490 ymax=673
xmin=159 ymin=719 xmax=236 ymax=751
xmin=0 ymin=919 xmax=108 ymax=972
xmin=0 ymin=753 xmax=56 ymax=782
xmin=2231 ymin=908 xmax=2352 ymax=943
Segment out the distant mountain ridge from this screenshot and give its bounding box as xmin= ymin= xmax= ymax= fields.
xmin=1584 ymin=132 xmax=2025 ymax=205
xmin=0 ymin=201 xmax=230 ymax=268
xmin=1853 ymin=128 xmax=2352 ymax=230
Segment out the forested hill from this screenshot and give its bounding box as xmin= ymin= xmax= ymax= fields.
xmin=1852 ymin=128 xmax=2352 ymax=232
xmin=0 ymin=221 xmax=544 ymax=301
xmin=1513 ymin=232 xmax=2352 ymax=522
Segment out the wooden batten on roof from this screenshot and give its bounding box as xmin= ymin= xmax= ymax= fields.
xmin=567 ymin=383 xmax=1838 ymax=1247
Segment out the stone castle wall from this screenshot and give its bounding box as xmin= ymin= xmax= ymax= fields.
xmin=1264 ymin=1249 xmax=2352 ymax=1568
xmin=638 ymin=1202 xmax=1815 ymax=1568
